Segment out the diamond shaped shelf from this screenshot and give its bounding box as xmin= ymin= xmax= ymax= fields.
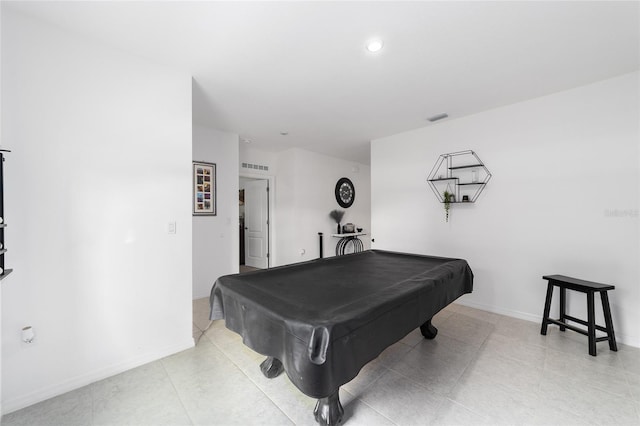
xmin=427 ymin=150 xmax=491 ymax=203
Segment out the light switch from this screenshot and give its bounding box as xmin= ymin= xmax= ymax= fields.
xmin=168 ymin=221 xmax=176 ymax=234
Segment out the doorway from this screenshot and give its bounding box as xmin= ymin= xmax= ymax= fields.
xmin=239 ymin=177 xmax=270 ymax=270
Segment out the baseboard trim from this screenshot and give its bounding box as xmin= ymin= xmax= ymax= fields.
xmin=454 ymin=299 xmax=541 ymax=323
xmin=2 ymin=338 xmax=194 ymax=415
xmin=452 ymin=299 xmax=639 ymax=348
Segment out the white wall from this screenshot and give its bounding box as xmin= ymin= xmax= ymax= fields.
xmin=238 ymin=146 xmax=372 ymax=268
xmin=239 ymin=144 xmax=278 ymax=176
xmin=372 ymin=72 xmax=640 ymax=347
xmin=274 ymin=148 xmax=371 ymax=266
xmin=192 ymin=125 xmax=239 ymax=299
xmin=1 ymin=9 xmax=193 ymax=412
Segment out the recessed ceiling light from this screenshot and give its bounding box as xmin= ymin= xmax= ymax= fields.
xmin=366 ymin=39 xmax=384 ymax=53
xmin=280 ymin=131 xmax=289 ymax=136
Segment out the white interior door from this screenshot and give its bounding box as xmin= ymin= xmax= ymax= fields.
xmin=244 ymin=179 xmax=269 ymax=268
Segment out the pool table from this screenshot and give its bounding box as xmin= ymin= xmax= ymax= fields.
xmin=209 ymin=249 xmax=473 ymax=425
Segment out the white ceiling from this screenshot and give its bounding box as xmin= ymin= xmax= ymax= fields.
xmin=6 ymin=1 xmax=639 ymax=165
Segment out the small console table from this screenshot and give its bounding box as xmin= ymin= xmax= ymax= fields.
xmin=331 ymin=233 xmax=366 ymax=256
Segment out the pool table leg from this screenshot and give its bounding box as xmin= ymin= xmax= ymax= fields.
xmin=420 ymin=319 xmax=438 ymax=339
xmin=313 ymin=390 xmax=344 ymax=426
xmin=260 ymin=356 xmax=284 ymax=378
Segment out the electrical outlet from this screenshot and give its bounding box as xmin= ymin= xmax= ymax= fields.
xmin=168 ymin=221 xmax=176 ymax=234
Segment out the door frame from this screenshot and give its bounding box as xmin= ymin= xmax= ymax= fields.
xmin=240 ymin=172 xmax=275 ymax=268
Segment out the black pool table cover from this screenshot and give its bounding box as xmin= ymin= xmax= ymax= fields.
xmin=209 ymin=249 xmax=473 ymax=399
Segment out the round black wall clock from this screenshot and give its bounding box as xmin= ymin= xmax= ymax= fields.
xmin=335 ymin=177 xmax=355 ymax=208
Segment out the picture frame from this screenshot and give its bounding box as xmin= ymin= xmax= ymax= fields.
xmin=193 ymin=161 xmax=216 ymax=216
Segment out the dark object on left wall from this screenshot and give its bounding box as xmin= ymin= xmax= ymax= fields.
xmin=0 ymin=148 xmax=12 ymax=280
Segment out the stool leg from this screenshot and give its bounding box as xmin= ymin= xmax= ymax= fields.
xmin=559 ymin=287 xmax=566 ymax=331
xmin=600 ymin=291 xmax=618 ymax=352
xmin=587 ymin=291 xmax=596 ymax=356
xmin=541 ymin=283 xmax=553 ymax=335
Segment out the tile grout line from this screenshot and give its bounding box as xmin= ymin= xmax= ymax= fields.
xmin=90 ymin=380 xmax=95 ymax=426
xmin=205 ymin=331 xmax=296 ymax=426
xmin=160 ymin=357 xmax=196 ymax=426
xmin=340 ymin=388 xmax=400 ymax=426
xmin=437 ymin=324 xmax=497 ymax=420
xmin=538 ymin=336 xmax=640 ymax=423
xmin=207 ymin=327 xmax=402 ymax=426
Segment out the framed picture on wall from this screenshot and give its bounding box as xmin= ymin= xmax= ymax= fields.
xmin=193 ymin=161 xmax=216 ymax=216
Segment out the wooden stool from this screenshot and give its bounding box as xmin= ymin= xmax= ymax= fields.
xmin=541 ymin=275 xmax=617 ymax=356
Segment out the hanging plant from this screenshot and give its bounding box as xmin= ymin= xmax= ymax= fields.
xmin=443 ymin=190 xmax=453 ymax=222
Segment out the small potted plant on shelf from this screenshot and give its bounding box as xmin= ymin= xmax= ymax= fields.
xmin=443 ymin=190 xmax=454 ymax=222
xmin=329 ymin=209 xmax=345 ymax=233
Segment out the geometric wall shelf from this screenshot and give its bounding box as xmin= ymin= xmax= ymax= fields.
xmin=427 ymin=150 xmax=491 ymax=204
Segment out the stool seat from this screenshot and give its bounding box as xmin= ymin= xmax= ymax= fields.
xmin=541 ymin=275 xmax=617 ymax=356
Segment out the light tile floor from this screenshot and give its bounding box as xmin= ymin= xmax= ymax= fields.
xmin=3 ymin=298 xmax=639 ymax=425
